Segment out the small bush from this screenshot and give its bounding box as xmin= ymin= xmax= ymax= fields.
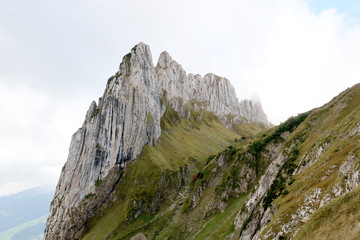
xmin=228 ymin=146 xmax=238 ymax=156
xmin=95 ymin=180 xmax=102 ymax=187
xmin=107 ymin=75 xmax=115 ymax=85
xmin=248 ymin=141 xmax=264 ymax=155
xmin=93 ymin=108 xmax=100 ymax=118
xmin=288 ymin=178 xmax=295 ymax=185
xmin=281 ymin=190 xmax=289 ymax=195
xmin=85 ymin=193 xmax=95 ymax=199
xmin=293 ymin=149 xmax=300 ymax=157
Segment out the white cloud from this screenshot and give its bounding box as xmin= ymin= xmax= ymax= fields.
xmin=84 ymin=0 xmax=360 ymax=123
xmin=0 ymin=82 xmax=90 ymax=195
xmin=246 ymin=4 xmax=360 ymax=123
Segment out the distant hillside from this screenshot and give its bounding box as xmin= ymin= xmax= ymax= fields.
xmin=0 ymin=187 xmax=53 ymax=240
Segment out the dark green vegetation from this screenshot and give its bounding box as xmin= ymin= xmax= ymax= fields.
xmin=248 ymin=112 xmax=310 ymax=157
xmin=246 ymin=112 xmax=310 ymax=179
xmin=263 ymin=148 xmax=300 ymax=210
xmin=92 ymin=108 xmax=101 ymax=118
xmin=95 ymin=180 xmax=102 ymax=187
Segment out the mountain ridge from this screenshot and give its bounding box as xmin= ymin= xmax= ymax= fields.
xmin=45 ymin=42 xmax=270 ymax=240
xmin=234 ymin=83 xmax=360 ymax=239
xmin=45 ymin=42 xmax=360 ymax=240
xmin=77 ymin=83 xmax=360 ymax=240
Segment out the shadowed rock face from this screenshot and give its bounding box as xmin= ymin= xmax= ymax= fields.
xmin=44 ymin=42 xmax=270 ymax=240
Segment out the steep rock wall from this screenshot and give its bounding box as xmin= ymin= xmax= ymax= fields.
xmin=45 ymin=42 xmax=270 ymax=239
xmin=156 ymin=51 xmax=269 ymax=127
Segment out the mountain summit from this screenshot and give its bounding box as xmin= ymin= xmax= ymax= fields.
xmin=45 ymin=42 xmax=270 ymax=240
xmin=45 ymin=43 xmax=360 ymax=240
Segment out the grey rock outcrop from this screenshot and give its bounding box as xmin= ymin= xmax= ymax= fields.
xmin=234 ymin=142 xmax=287 ymax=240
xmin=45 ymin=42 xmax=270 ymax=240
xmin=45 ymin=43 xmax=162 ymax=239
xmin=130 ymin=233 xmax=147 ymax=240
xmin=156 ymin=51 xmax=270 ymax=127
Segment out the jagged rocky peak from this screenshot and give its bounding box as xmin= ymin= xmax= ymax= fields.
xmin=45 ymin=42 xmax=162 ymax=240
xmin=45 ymin=42 xmax=270 ymax=240
xmin=155 ymin=49 xmax=270 ymax=127
xmin=239 ymin=99 xmax=269 ymax=126
xmin=156 ymin=50 xmax=173 ymax=68
xmin=85 ymin=101 xmax=97 ymax=121
xmin=118 ymin=42 xmax=153 ymax=77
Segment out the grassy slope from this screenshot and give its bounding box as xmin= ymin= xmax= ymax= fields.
xmin=150 ymin=111 xmax=304 ymax=240
xmin=232 ymin=123 xmax=265 ymax=137
xmin=259 ymin=84 xmax=360 ymax=239
xmin=82 ymin=107 xmax=262 ymax=240
xmin=81 ymin=84 xmax=360 ymax=240
xmin=154 ymin=120 xmax=292 ymax=239
xmin=293 ymin=185 xmax=360 ymax=240
xmin=191 ymin=194 xmax=248 ymax=240
xmin=154 ymin=152 xmax=247 ymax=240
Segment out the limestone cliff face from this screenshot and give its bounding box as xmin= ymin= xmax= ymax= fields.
xmin=45 ymin=42 xmax=270 ymax=239
xmin=156 ymin=51 xmax=270 ymax=127
xmin=45 ymin=43 xmax=162 ymax=239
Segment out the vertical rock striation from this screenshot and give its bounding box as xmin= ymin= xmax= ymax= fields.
xmin=45 ymin=43 xmax=162 ymax=239
xmin=156 ymin=51 xmax=270 ymax=127
xmin=45 ymin=42 xmax=270 ymax=240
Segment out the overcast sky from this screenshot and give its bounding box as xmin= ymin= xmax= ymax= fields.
xmin=1 ymin=0 xmax=360 ymax=197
